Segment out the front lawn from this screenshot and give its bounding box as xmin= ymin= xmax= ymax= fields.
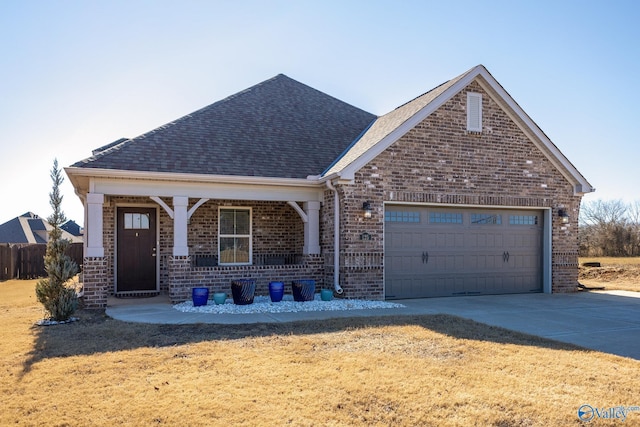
xmin=1 ymin=279 xmax=638 ymax=426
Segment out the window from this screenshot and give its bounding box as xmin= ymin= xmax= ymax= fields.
xmin=429 ymin=212 xmax=463 ymax=224
xmin=509 ymin=215 xmax=538 ymax=225
xmin=467 ymin=92 xmax=482 ymax=132
xmin=385 ymin=211 xmax=420 ymax=223
xmin=124 ymin=213 xmax=150 ymax=229
xmin=219 ymin=208 xmax=251 ymax=264
xmin=471 ymin=213 xmax=502 ymax=225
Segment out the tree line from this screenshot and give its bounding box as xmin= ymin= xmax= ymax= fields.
xmin=579 ymin=199 xmax=640 ymax=257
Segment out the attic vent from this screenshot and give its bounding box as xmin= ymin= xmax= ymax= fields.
xmin=467 ymin=92 xmax=482 ymax=132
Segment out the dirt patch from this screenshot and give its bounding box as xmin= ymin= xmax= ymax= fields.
xmin=578 ymin=257 xmax=640 ymax=292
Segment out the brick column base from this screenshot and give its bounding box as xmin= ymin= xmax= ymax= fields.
xmin=82 ymin=257 xmax=109 ymax=309
xmin=168 ymin=256 xmax=192 ymax=304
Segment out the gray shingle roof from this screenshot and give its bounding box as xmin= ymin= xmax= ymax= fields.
xmin=323 ymin=69 xmax=472 ymax=177
xmin=73 ymin=74 xmax=377 ymax=179
xmin=0 ymin=212 xmax=82 ymax=244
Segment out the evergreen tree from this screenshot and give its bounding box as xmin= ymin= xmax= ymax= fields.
xmin=35 ymin=159 xmax=79 ymax=321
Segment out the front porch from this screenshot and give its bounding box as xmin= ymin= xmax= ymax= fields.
xmin=80 ymin=186 xmax=328 ymax=308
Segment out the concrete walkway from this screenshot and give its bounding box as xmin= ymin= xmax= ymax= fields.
xmin=106 ymin=291 xmax=640 ymax=360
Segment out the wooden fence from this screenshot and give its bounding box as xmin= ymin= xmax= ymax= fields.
xmin=0 ymin=243 xmax=83 ymax=280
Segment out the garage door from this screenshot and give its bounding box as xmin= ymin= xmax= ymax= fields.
xmin=385 ymin=206 xmax=543 ymax=299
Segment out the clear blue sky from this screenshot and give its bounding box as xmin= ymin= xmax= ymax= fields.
xmin=1 ymin=0 xmax=638 ymax=226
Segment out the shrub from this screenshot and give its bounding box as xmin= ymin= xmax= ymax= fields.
xmin=35 ymin=159 xmax=79 ymax=321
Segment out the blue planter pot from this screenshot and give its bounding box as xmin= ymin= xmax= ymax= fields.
xmin=213 ymin=292 xmax=227 ymax=305
xmin=269 ymin=281 xmax=285 ymax=302
xmin=192 ymin=287 xmax=209 ymax=306
xmin=321 ymin=289 xmax=333 ymax=301
xmin=292 ymin=279 xmax=315 ymax=302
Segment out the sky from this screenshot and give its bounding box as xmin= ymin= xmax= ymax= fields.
xmin=1 ymin=0 xmax=639 ymax=227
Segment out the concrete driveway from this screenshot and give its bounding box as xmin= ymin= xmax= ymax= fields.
xmin=396 ymin=290 xmax=640 ymax=360
xmin=106 ymin=290 xmax=640 ymax=360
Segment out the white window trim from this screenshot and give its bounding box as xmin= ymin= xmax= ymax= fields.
xmin=218 ymin=206 xmax=252 ymax=265
xmin=467 ymin=92 xmax=482 ymax=132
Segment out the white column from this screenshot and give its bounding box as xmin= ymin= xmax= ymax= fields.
xmin=173 ymin=196 xmax=189 ymax=256
xmin=303 ymin=201 xmax=321 ymax=255
xmin=86 ymin=193 xmax=104 ymax=257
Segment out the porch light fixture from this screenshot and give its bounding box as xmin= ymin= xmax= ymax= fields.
xmin=558 ymin=209 xmax=569 ymax=224
xmin=362 ymin=201 xmax=372 ymax=219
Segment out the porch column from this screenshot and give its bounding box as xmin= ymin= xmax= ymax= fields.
xmin=303 ymin=201 xmax=321 ymax=255
xmin=173 ymin=196 xmax=189 ymax=256
xmin=86 ymin=193 xmax=104 ymax=257
xmin=84 ymin=192 xmax=108 ymax=308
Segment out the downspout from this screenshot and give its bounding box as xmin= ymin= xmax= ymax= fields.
xmin=325 ymin=180 xmax=344 ymax=294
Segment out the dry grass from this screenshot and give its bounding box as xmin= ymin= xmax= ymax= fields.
xmin=2 ymin=280 xmax=639 ymax=426
xmin=579 ymin=257 xmax=640 ymax=292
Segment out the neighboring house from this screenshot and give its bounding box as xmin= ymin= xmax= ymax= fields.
xmin=66 ymin=65 xmax=594 ymax=309
xmin=61 ymin=219 xmax=83 ymax=237
xmin=0 ymin=212 xmax=83 ymax=244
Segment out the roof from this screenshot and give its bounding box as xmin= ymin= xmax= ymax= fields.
xmin=72 ymin=74 xmax=376 ymax=179
xmin=0 ymin=212 xmax=83 ymax=244
xmin=68 ymin=65 xmax=593 ymax=196
xmin=61 ymin=220 xmax=83 ymax=236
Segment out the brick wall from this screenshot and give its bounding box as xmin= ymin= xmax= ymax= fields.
xmin=167 ymin=254 xmax=324 ymax=303
xmin=187 ymin=200 xmax=303 ymax=257
xmin=331 ymin=79 xmax=583 ymax=299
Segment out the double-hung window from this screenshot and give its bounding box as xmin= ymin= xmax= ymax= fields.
xmin=219 ymin=207 xmax=252 ymax=265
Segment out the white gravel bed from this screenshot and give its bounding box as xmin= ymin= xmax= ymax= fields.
xmin=174 ymin=294 xmax=405 ymax=314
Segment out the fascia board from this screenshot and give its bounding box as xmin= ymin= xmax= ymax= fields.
xmin=65 ymin=167 xmax=320 ymax=188
xmin=339 ymin=66 xmax=485 ymax=179
xmin=474 ymin=69 xmax=594 ymax=195
xmin=70 ymin=170 xmax=323 ymax=202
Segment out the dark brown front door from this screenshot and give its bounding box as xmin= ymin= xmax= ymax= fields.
xmin=117 ymin=207 xmax=157 ymax=292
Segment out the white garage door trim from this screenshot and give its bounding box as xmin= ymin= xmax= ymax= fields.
xmin=383 ymin=203 xmax=552 ymax=298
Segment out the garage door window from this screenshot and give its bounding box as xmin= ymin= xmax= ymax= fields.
xmin=471 ymin=213 xmax=501 ymax=225
xmin=429 ymin=212 xmax=463 ymax=224
xmin=509 ymin=215 xmax=538 ymax=225
xmin=385 ymin=211 xmax=420 ymax=223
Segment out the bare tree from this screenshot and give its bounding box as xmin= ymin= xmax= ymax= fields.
xmin=579 ymin=199 xmax=640 ymax=257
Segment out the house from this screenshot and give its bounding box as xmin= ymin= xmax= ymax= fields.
xmin=61 ymin=219 xmax=83 ymax=237
xmin=0 ymin=212 xmax=83 ymax=244
xmin=65 ymin=65 xmax=593 ymax=309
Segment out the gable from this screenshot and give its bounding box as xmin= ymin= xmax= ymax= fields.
xmin=326 ymin=65 xmax=593 ymax=196
xmin=361 ymin=81 xmax=573 ymax=199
